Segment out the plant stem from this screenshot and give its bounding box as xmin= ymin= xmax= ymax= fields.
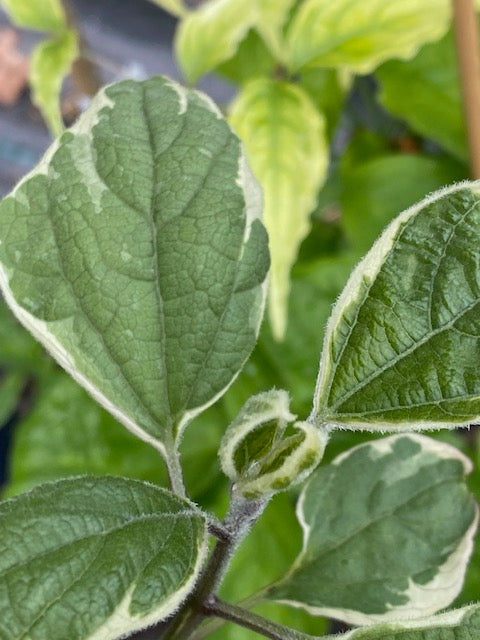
xmin=452 ymin=0 xmax=480 ymax=178
xmin=164 ymin=438 xmax=187 ymax=499
xmin=202 ymin=598 xmax=320 ymax=640
xmin=163 ymin=492 xmax=267 ymax=640
xmin=192 ymin=586 xmax=270 ymax=639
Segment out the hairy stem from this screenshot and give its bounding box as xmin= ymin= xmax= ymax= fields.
xmin=202 ymin=598 xmax=320 ymax=640
xmin=192 ymin=586 xmax=270 ymax=639
xmin=164 ymin=438 xmax=187 ymax=499
xmin=452 ymin=0 xmax=480 ymax=178
xmin=163 ymin=492 xmax=267 ymax=640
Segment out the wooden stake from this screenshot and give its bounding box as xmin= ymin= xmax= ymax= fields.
xmin=452 ymin=0 xmax=480 ymax=178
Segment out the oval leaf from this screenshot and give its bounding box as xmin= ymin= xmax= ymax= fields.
xmin=324 ymin=604 xmax=480 ymax=639
xmin=314 ymin=182 xmax=480 ymax=429
xmin=0 ymin=476 xmax=207 ymax=640
xmin=30 ymin=30 xmax=78 ymax=137
xmin=0 ymin=0 xmax=66 ymax=32
xmin=175 ymin=0 xmax=257 ymax=84
xmin=230 ymin=79 xmax=328 ymax=340
xmin=268 ymin=434 xmax=478 ymax=625
xmin=0 ymin=76 xmax=269 ymax=457
xmin=286 ymin=0 xmax=451 ymax=74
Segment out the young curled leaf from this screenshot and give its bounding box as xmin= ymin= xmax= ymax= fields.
xmin=220 ymin=390 xmax=326 ymax=499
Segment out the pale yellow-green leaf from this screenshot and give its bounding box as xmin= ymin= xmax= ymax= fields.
xmin=286 ymin=0 xmax=451 ymax=74
xmin=30 ymin=30 xmax=78 ymax=137
xmin=148 ymin=0 xmax=187 ymax=17
xmin=0 ymin=0 xmax=66 ymax=32
xmin=256 ymin=0 xmax=295 ymax=61
xmin=175 ymin=0 xmax=257 ymax=83
xmin=230 ymin=79 xmax=328 ymax=340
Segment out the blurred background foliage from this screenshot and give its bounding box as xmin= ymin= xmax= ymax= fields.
xmin=0 ymin=0 xmax=479 ymax=636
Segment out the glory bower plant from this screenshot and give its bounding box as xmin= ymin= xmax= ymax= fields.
xmin=0 ymin=76 xmax=479 ymax=640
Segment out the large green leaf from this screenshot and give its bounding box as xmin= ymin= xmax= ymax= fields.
xmin=286 ymin=0 xmax=451 ymax=74
xmin=323 ymin=604 xmax=480 ymax=639
xmin=30 ymin=30 xmax=78 ymax=137
xmin=0 ymin=0 xmax=66 ymax=32
xmin=0 ymin=76 xmax=269 ymax=459
xmin=230 ymin=79 xmax=328 ymax=340
xmin=175 ymin=0 xmax=257 ymax=84
xmin=0 ymin=476 xmax=207 ymax=640
xmin=341 ymin=153 xmax=466 ymax=253
xmin=269 ymin=434 xmax=478 ymax=625
xmin=377 ymin=29 xmax=467 ymax=161
xmin=314 ymin=182 xmax=480 ymax=429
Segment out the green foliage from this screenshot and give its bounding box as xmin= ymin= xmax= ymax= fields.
xmin=325 ymin=604 xmax=480 ymax=639
xmin=230 ymin=78 xmax=328 ymax=339
xmin=0 ymin=0 xmax=78 ymax=136
xmin=0 ymin=0 xmax=66 ymax=32
xmin=3 ymin=0 xmax=480 ymax=636
xmin=314 ymin=184 xmax=480 ymax=429
xmin=0 ymin=77 xmax=269 ymax=462
xmin=30 ymin=30 xmax=78 ymax=136
xmin=175 ymin=0 xmax=257 ymax=84
xmin=285 ymin=0 xmax=451 ymax=73
xmin=0 ymin=477 xmax=207 ymax=640
xmin=220 ymin=390 xmax=326 ymax=498
xmin=269 ymin=434 xmax=477 ymax=624
xmin=377 ymin=28 xmax=467 ymax=160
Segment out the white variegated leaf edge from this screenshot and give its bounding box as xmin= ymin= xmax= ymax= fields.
xmin=219 ymin=389 xmax=295 ymax=481
xmin=311 ymin=180 xmax=480 ymax=431
xmin=272 ymin=434 xmax=478 ymax=626
xmin=88 ymin=510 xmax=209 ymax=640
xmin=334 ymin=603 xmax=480 ymax=639
xmin=237 ymin=421 xmax=327 ymax=498
xmin=0 ymin=77 xmax=267 ymax=460
xmin=0 ymin=476 xmax=210 ymax=640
